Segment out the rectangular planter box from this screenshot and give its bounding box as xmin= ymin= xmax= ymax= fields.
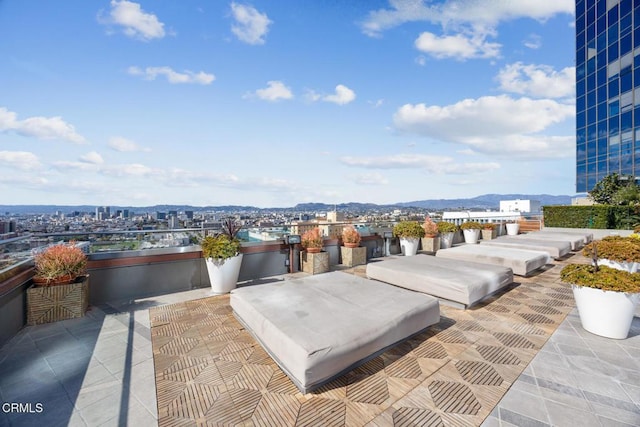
xmin=301 ymin=251 xmax=330 ymax=275
xmin=481 ymin=229 xmax=497 ymax=240
xmin=27 ymin=276 xmax=89 ymax=325
xmin=421 ymin=237 xmax=440 ymax=253
xmin=340 ymin=246 xmax=367 ymax=267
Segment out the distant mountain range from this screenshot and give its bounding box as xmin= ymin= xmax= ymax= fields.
xmin=0 ymin=194 xmax=574 ymax=215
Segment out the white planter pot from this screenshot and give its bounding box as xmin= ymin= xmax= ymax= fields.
xmin=399 ymin=237 xmax=420 ymax=256
xmin=506 ymin=223 xmax=520 ymax=236
xmin=597 ymin=258 xmax=639 ymax=273
xmin=440 ymin=232 xmax=454 ymax=249
xmin=206 ymin=253 xmax=243 ymax=294
xmin=462 ymin=229 xmax=480 ymax=244
xmin=572 ymin=284 xmax=640 ymax=339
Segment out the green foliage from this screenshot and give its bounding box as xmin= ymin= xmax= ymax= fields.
xmin=201 ymin=235 xmax=241 ymax=260
xmin=582 ymin=236 xmax=640 ymax=262
xmin=393 ymin=221 xmax=426 ymax=238
xmin=543 ymin=205 xmax=612 ymax=229
xmin=436 ymin=221 xmax=458 ymax=233
xmin=560 ymin=264 xmax=640 ymax=293
xmin=460 ymin=221 xmax=482 ymax=230
xmin=588 ymin=173 xmax=636 ymax=204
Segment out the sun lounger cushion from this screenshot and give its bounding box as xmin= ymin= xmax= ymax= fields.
xmin=532 ymin=230 xmax=593 ymax=243
xmin=436 ymin=244 xmax=549 ymax=276
xmin=480 ymin=236 xmax=571 ymax=258
xmin=230 ymin=271 xmax=440 ymax=393
xmin=366 ymin=255 xmax=513 ymax=307
xmin=511 ymin=231 xmax=586 ymax=251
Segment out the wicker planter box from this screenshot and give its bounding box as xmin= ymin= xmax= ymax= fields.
xmin=27 ymin=276 xmax=89 ymax=325
xmin=340 ymin=246 xmax=366 ymax=267
xmin=301 ymin=251 xmax=330 ymax=275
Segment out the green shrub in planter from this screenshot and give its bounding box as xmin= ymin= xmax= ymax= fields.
xmin=460 ymin=221 xmax=482 ymax=230
xmin=582 ymin=236 xmax=640 ymax=262
xmin=436 ymin=221 xmax=458 ymax=233
xmin=393 ymin=221 xmax=425 ymax=239
xmin=560 ymin=264 xmax=640 ymax=293
xmin=201 ymin=235 xmax=241 ymax=260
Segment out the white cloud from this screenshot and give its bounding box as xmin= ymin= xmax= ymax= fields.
xmin=102 ymin=163 xmax=157 ymax=177
xmin=306 ymin=85 xmax=356 ymax=105
xmin=230 ymin=2 xmax=272 ymax=45
xmin=415 ymin=55 xmax=427 ymax=66
xmin=248 ymin=81 xmax=293 ymax=101
xmin=0 ymin=151 xmax=41 ymax=170
xmin=393 ymin=95 xmax=575 ymax=158
xmin=127 ymin=66 xmax=215 ymax=85
xmin=341 ymin=153 xmax=500 ymax=175
xmin=52 ymin=161 xmax=100 ymax=172
xmin=360 ymin=0 xmax=574 ymax=37
xmin=352 ymin=172 xmax=389 ymax=185
xmin=369 ymin=99 xmax=384 ymax=108
xmin=497 ymin=62 xmax=575 ymax=99
xmin=80 ymin=151 xmax=104 ymax=164
xmin=523 ymin=33 xmax=542 ymax=49
xmin=0 ymin=107 xmax=85 ymax=144
xmin=101 ymin=0 xmax=165 ymax=41
xmin=415 ymin=31 xmax=500 ymax=60
xmin=108 ymin=136 xmax=150 ymax=152
xmin=322 ymin=85 xmax=356 ymax=105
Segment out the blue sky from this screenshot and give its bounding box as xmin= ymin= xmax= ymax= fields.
xmin=0 ymin=0 xmax=576 ymax=208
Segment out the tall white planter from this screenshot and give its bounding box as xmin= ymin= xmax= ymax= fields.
xmin=506 ymin=223 xmax=520 ymax=236
xmin=440 ymin=232 xmax=455 ymax=249
xmin=597 ymin=258 xmax=639 ymax=273
xmin=462 ymin=229 xmax=480 ymax=244
xmin=572 ymin=284 xmax=640 ymax=339
xmin=399 ymin=238 xmax=420 ymax=256
xmin=206 ymin=253 xmax=243 ymax=294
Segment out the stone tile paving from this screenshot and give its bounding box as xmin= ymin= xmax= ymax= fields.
xmin=482 ymin=307 xmax=640 ymax=427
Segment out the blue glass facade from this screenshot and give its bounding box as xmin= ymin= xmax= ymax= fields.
xmin=576 ymin=0 xmax=640 ymax=192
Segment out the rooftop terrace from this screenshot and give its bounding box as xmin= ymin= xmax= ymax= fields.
xmin=0 ymin=232 xmax=639 ymax=426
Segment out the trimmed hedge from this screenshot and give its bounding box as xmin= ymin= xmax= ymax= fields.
xmin=543 ymin=205 xmax=640 ymax=229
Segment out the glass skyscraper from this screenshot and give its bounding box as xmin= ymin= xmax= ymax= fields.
xmin=576 ymin=0 xmax=640 ymax=192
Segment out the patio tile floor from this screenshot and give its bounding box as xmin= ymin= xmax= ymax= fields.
xmin=0 ymin=258 xmax=638 ymax=426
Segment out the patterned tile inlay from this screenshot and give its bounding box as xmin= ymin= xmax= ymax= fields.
xmin=151 ymin=255 xmax=578 ymax=426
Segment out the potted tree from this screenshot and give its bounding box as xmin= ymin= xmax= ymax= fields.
xmin=481 ymin=223 xmax=497 ymax=240
xmin=460 ymin=221 xmax=482 ymax=244
xmin=393 ymin=221 xmax=425 ymax=256
xmin=302 ymin=227 xmax=324 ymax=253
xmin=437 ymin=221 xmax=458 ymax=249
xmin=421 ymin=217 xmax=440 ymax=253
xmin=561 ymin=260 xmax=640 ymax=340
xmin=28 ymin=242 xmax=89 ymax=325
xmin=341 ymin=225 xmax=366 ymax=267
xmin=201 ymin=218 xmax=243 ymax=294
xmin=301 ymin=227 xmax=329 ymax=274
xmin=341 ymin=225 xmax=361 ymax=248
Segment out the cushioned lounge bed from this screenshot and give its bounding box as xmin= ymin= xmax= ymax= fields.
xmin=508 ymin=232 xmax=585 ymax=251
xmin=480 ymin=236 xmax=571 ymax=259
xmin=230 ymin=271 xmax=440 ymax=394
xmin=366 ymin=255 xmax=513 ymax=308
xmin=436 ymin=244 xmax=550 ymax=276
xmin=530 ymin=230 xmax=593 ymax=244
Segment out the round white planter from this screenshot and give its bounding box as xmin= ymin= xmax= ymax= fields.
xmin=506 ymin=223 xmax=520 ymax=236
xmin=440 ymin=232 xmax=455 ymax=249
xmin=572 ymin=284 xmax=640 ymax=339
xmin=597 ymin=258 xmax=639 ymax=273
xmin=399 ymin=237 xmax=420 ymax=256
xmin=206 ymin=253 xmax=243 ymax=294
xmin=462 ymin=229 xmax=480 ymax=244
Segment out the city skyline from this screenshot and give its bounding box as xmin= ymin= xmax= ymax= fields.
xmin=0 ymin=1 xmax=575 ymax=208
